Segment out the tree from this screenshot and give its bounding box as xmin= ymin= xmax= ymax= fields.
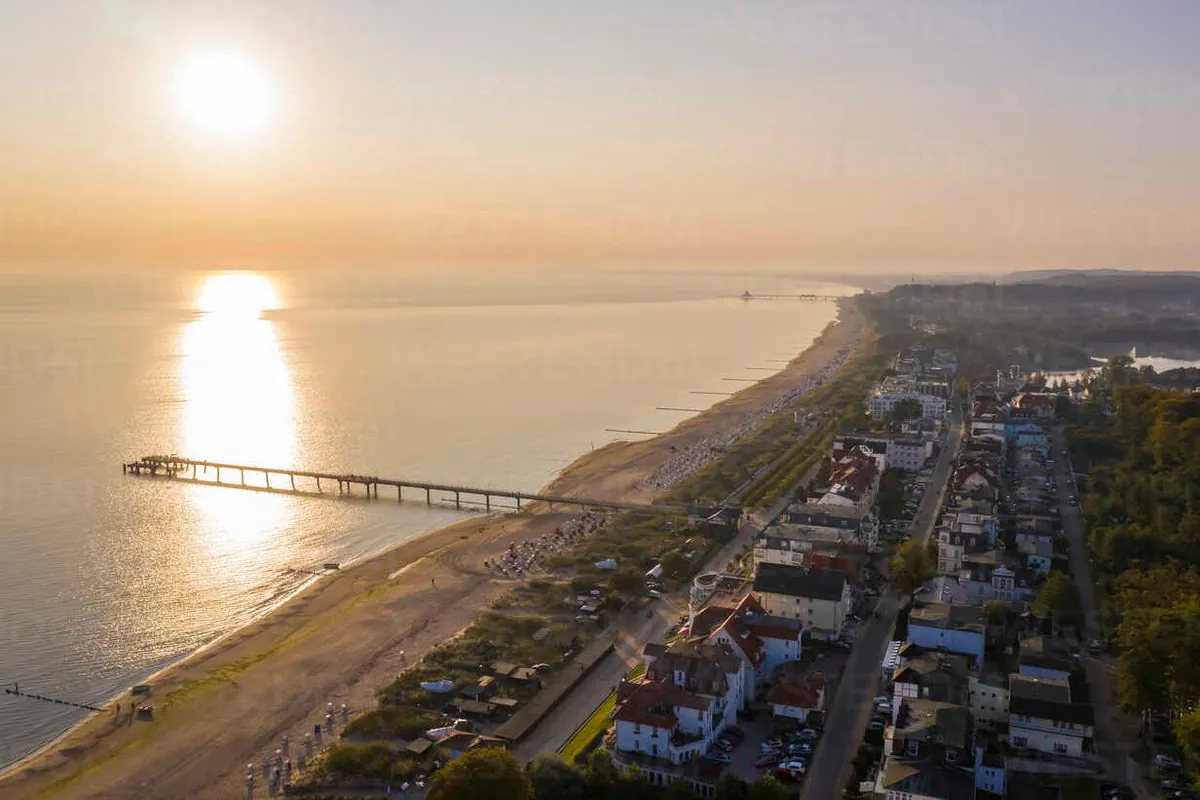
xmin=664 ymin=779 xmax=698 ymax=800
xmin=889 ymin=398 xmax=923 ymax=424
xmin=609 ymin=568 xmax=644 ymax=594
xmin=1174 ymin=709 xmax=1200 ymax=762
xmin=983 ymin=600 xmax=1007 ymax=625
xmin=526 ymin=754 xmax=585 ymax=799
xmin=583 ymin=748 xmax=619 ymax=791
xmin=747 ymin=774 xmax=790 ymax=800
xmin=713 ymin=773 xmax=749 ymax=800
xmin=428 ymin=748 xmax=531 ymax=800
xmin=890 ymin=539 xmax=934 ymax=597
xmin=1032 ymin=571 xmax=1079 ymax=624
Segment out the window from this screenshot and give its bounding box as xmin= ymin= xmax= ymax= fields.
xmin=1054 ymin=742 xmax=1069 ymax=754
xmin=945 ymin=749 xmax=957 ymax=764
xmin=1012 ymin=736 xmax=1027 ymax=747
xmin=907 ymin=740 xmax=920 ymax=757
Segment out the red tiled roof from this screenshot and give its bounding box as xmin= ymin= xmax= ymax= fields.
xmin=768 ymin=674 xmax=827 ymax=709
xmin=714 ymin=616 xmax=766 ymax=669
xmin=614 ymin=677 xmax=713 ymax=730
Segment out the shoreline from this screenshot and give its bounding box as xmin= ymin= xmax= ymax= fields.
xmin=0 ymin=300 xmax=864 ymax=800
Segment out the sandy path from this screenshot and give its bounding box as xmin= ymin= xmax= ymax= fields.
xmin=0 ymin=304 xmax=862 ymax=800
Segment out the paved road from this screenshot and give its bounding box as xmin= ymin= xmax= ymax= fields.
xmin=1050 ymin=427 xmax=1099 ymax=640
xmin=799 ymin=407 xmax=963 ymax=800
xmin=1051 ymin=426 xmax=1152 ymax=799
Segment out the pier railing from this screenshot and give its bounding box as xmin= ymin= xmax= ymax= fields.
xmin=123 ymin=455 xmax=736 ymax=522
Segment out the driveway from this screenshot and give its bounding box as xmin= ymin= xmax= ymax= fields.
xmin=799 ymin=407 xmax=963 ymax=800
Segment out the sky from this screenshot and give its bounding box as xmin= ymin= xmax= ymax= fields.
xmin=1 ymin=1 xmax=1198 ymax=272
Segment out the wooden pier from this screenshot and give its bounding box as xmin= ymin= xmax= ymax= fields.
xmin=122 ymin=455 xmax=726 ymax=520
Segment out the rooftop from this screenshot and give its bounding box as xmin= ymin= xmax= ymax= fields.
xmin=752 ymin=562 xmax=847 ymax=602
xmin=893 ymin=698 xmax=970 ymax=748
xmin=909 ymin=602 xmax=985 ymax=632
xmin=879 ymin=757 xmax=978 ymax=799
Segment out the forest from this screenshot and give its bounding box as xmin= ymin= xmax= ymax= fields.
xmin=1070 ymin=383 xmax=1200 ymax=756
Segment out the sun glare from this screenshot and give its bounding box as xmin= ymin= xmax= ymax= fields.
xmin=196 ymin=272 xmax=280 ymax=319
xmin=178 ymin=53 xmax=271 ymax=136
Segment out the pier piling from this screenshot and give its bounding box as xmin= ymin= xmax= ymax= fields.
xmin=121 ymin=455 xmax=717 ymax=519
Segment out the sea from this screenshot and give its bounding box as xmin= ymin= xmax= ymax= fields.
xmin=0 ymin=265 xmax=847 ymax=767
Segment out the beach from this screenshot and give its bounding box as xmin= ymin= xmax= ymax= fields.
xmin=0 ymin=302 xmax=862 ymax=800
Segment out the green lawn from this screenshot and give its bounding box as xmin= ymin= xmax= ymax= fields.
xmin=557 ymin=664 xmax=646 ymax=764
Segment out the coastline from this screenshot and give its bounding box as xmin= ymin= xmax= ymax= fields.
xmin=0 ymin=301 xmax=863 ymax=800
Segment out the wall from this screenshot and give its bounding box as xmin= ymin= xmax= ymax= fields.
xmin=756 ymin=591 xmax=845 ymax=636
xmin=1009 ymin=720 xmax=1087 ymax=757
xmin=968 ymin=676 xmax=1009 ymax=725
xmin=760 ymin=635 xmax=802 ymax=675
xmin=907 ymin=623 xmax=984 ymax=662
xmin=615 ymin=720 xmax=670 ymax=760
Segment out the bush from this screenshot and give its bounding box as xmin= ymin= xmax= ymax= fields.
xmin=343 ymin=706 xmax=441 ymax=740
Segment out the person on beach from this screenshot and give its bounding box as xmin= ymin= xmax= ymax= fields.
xmin=431 ymin=577 xmax=436 ymax=589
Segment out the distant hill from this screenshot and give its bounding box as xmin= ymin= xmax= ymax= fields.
xmin=1002 ymin=268 xmax=1200 ymax=285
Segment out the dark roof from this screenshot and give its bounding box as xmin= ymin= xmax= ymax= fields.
xmin=786 ymin=504 xmax=864 ymax=530
xmin=1009 ymin=696 xmax=1094 ymax=725
xmin=1009 ymin=674 xmax=1094 ymax=725
xmin=752 ymin=563 xmax=846 ymax=602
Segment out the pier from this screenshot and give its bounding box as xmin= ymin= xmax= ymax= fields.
xmin=739 ymin=291 xmax=840 ymax=301
xmin=122 ymin=455 xmax=720 ymax=519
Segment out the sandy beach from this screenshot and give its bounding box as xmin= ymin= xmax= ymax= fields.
xmin=0 ymin=302 xmax=863 ymax=800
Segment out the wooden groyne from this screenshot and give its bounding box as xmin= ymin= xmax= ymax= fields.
xmin=4 ymin=686 xmax=104 ymax=712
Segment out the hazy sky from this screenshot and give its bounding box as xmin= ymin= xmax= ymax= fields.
xmin=1 ymin=1 xmax=1198 ymax=271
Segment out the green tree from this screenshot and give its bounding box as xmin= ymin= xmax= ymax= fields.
xmin=526 ymin=754 xmax=585 ymax=799
xmin=1032 ymin=571 xmax=1080 ymax=624
xmin=664 ymin=779 xmax=698 ymax=800
xmin=713 ymin=773 xmax=749 ymax=800
xmin=889 ymin=398 xmax=923 ymax=424
xmin=583 ymin=748 xmax=619 ymax=790
xmin=609 ymin=568 xmax=644 ymax=594
xmin=748 ymin=773 xmax=790 ymax=800
xmin=1174 ymin=709 xmax=1200 ymax=762
xmin=428 ymin=748 xmax=531 ymax=800
xmin=890 ymin=539 xmax=934 ymax=597
xmin=983 ymin=600 xmax=1007 ymax=625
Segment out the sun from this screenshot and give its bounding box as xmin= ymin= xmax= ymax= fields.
xmin=196 ymin=272 xmax=280 ymax=320
xmin=178 ymin=53 xmax=271 ymax=136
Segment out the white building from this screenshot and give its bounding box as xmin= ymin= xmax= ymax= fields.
xmin=906 ymin=603 xmax=986 ymax=664
xmin=968 ymin=674 xmax=1010 ymax=728
xmin=752 ymin=563 xmax=851 ymax=638
xmin=1007 ymin=674 xmax=1094 ymax=757
xmin=868 ymin=375 xmax=948 ymax=420
xmin=615 ymin=640 xmax=745 ymax=765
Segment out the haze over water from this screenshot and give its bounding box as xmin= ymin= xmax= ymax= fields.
xmin=0 ymin=266 xmax=845 ymax=765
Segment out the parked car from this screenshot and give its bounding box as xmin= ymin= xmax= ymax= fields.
xmin=724 ymin=725 xmax=745 ymax=742
xmin=798 ymin=728 xmax=819 ymax=741
xmin=704 ymin=751 xmax=731 ymax=765
xmin=1155 ymin=755 xmax=1183 ymax=771
xmin=867 ymin=721 xmax=886 ymax=732
xmin=755 ymin=754 xmax=780 ymax=768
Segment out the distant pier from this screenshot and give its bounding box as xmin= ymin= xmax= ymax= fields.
xmin=122 ymin=455 xmax=726 ymax=519
xmin=739 ymin=291 xmax=840 ymax=301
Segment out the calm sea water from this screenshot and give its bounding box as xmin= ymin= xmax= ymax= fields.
xmin=0 ymin=266 xmax=845 ymax=765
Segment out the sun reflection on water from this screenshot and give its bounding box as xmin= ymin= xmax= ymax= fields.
xmin=181 ymin=272 xmax=295 ymax=556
